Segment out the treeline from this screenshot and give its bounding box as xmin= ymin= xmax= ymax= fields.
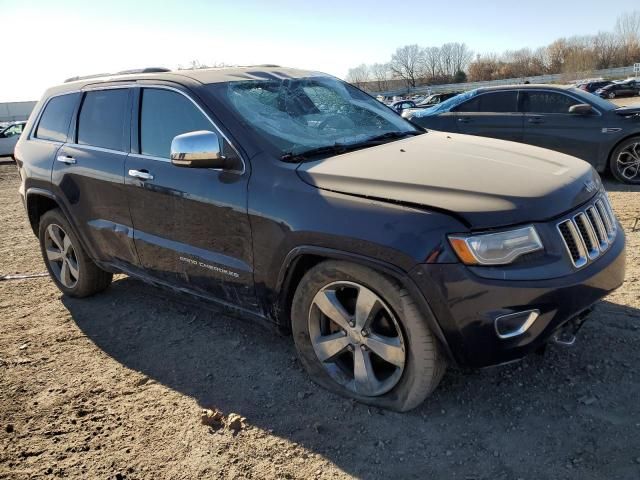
xmin=347 ymin=11 xmax=640 ymax=91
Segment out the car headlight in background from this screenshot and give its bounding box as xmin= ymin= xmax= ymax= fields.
xmin=448 ymin=226 xmax=543 ymax=265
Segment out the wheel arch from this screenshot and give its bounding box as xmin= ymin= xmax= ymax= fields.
xmin=25 ymin=188 xmax=60 ymax=236
xmin=275 ymin=246 xmax=455 ymax=363
xmin=25 ymin=188 xmax=99 ymax=265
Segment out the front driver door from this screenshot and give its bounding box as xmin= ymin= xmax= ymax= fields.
xmin=124 ymin=86 xmax=259 ymax=313
xmin=521 ymin=90 xmax=603 ymax=167
xmin=452 ymin=90 xmax=523 ymax=142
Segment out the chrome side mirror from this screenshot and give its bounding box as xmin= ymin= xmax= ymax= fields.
xmin=568 ymin=104 xmax=593 ymax=115
xmin=170 ymin=130 xmax=226 ymax=168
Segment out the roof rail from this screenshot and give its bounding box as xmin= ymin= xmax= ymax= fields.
xmin=64 ymin=67 xmax=172 ymax=83
xmin=115 ymin=67 xmax=172 ymax=74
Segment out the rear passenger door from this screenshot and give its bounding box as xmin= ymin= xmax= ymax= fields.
xmin=521 ymin=90 xmax=603 ymax=166
xmin=452 ymin=91 xmax=523 ymax=142
xmin=124 ymin=86 xmax=258 ymax=312
xmin=52 ymin=87 xmax=139 ymax=268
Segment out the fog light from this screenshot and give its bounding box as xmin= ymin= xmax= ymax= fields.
xmin=494 ymin=310 xmax=540 ymax=339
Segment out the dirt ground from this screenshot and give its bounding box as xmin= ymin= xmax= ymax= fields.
xmin=1 ymin=132 xmax=640 ymax=478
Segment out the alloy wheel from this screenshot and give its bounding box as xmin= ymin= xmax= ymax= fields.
xmin=616 ymin=142 xmax=640 ymax=181
xmin=308 ymin=281 xmax=405 ymax=397
xmin=44 ymin=224 xmax=80 ymax=288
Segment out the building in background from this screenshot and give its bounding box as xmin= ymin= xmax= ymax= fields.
xmin=0 ymin=101 xmax=37 ymax=123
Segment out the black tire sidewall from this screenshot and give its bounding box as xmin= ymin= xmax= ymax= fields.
xmin=291 ymin=260 xmax=443 ymax=411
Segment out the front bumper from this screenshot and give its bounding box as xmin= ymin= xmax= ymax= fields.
xmin=410 ymin=228 xmax=626 ymax=368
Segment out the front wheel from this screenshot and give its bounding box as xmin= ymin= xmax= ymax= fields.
xmin=609 ymin=136 xmax=640 ymax=184
xmin=291 ymin=260 xmax=446 ymax=411
xmin=608 ymin=92 xmax=616 ymax=99
xmin=39 ymin=209 xmax=113 ymax=297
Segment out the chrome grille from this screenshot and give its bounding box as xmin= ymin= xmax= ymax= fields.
xmin=557 ymin=194 xmax=617 ymax=268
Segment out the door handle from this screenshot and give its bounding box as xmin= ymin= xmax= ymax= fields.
xmin=528 ymin=117 xmax=544 ymax=124
xmin=457 ymin=117 xmax=471 ymax=123
xmin=56 ymin=155 xmax=76 ymax=165
xmin=128 ymin=169 xmax=154 ymax=181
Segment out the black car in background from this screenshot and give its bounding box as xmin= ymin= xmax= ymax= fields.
xmin=595 ymin=79 xmax=640 ymax=99
xmin=578 ymin=80 xmax=612 ymax=93
xmin=404 ymin=84 xmax=640 ymax=183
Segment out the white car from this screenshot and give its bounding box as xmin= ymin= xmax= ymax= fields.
xmin=0 ymin=121 xmax=26 ymax=157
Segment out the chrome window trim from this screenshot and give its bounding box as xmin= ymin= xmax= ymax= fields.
xmin=129 ymin=153 xmax=170 ymax=163
xmin=64 ymin=143 xmax=128 ymax=156
xmin=138 ymin=85 xmax=246 ymax=175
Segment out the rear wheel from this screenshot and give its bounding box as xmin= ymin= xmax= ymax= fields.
xmin=291 ymin=260 xmax=446 ymax=411
xmin=609 ymin=136 xmax=640 ymax=184
xmin=39 ymin=209 xmax=112 ymax=297
xmin=608 ymin=92 xmax=616 ymax=99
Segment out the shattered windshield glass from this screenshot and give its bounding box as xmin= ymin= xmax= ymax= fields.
xmin=208 ymin=76 xmax=420 ymax=159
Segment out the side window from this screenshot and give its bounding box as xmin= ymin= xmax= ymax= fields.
xmin=35 ymin=93 xmax=79 ymax=142
xmin=77 ymin=89 xmax=129 ymax=151
xmin=140 ymin=88 xmax=213 ymax=158
xmin=457 ymin=91 xmax=518 ymax=113
xmin=523 ymin=92 xmax=580 ymax=114
xmin=3 ymin=124 xmax=23 ymax=137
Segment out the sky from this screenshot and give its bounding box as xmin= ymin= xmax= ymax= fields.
xmin=1 ymin=0 xmax=638 ymax=102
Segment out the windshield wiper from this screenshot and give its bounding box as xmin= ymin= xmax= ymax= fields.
xmin=281 ymin=143 xmax=349 ymax=163
xmin=363 ymin=131 xmax=423 ymax=142
xmin=280 ymin=131 xmax=423 ymax=163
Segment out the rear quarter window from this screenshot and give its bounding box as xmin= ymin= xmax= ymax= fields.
xmin=35 ymin=93 xmax=80 ymax=142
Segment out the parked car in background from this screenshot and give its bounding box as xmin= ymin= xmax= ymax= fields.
xmin=404 ymin=84 xmax=640 ymax=183
xmin=14 ymin=67 xmax=625 ymax=411
xmin=417 ymin=91 xmax=461 ymax=108
xmin=390 ymin=99 xmax=417 ymax=112
xmin=595 ymin=79 xmax=640 ymax=99
xmin=578 ymin=80 xmax=612 ymax=93
xmin=376 ymin=95 xmax=393 ymax=104
xmin=0 ymin=121 xmax=27 ymax=157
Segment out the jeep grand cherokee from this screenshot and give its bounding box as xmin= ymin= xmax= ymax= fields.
xmin=14 ymin=67 xmax=626 ymax=411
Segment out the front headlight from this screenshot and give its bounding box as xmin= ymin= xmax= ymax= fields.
xmin=448 ymin=226 xmax=543 ymax=266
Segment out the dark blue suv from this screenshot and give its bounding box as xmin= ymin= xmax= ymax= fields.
xmin=14 ymin=67 xmax=626 ymax=411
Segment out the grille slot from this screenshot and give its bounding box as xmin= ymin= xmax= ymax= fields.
xmin=586 ymin=206 xmax=608 ymax=250
xmin=557 ymin=194 xmax=618 ymax=269
xmin=557 ymin=220 xmax=587 ymax=267
xmin=574 ymin=213 xmax=599 ymax=259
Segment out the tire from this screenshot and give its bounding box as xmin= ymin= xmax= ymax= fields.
xmin=608 ymin=92 xmax=615 ymax=99
xmin=291 ymin=260 xmax=446 ymax=412
xmin=38 ymin=208 xmax=112 ymax=297
xmin=609 ymin=136 xmax=640 ymax=185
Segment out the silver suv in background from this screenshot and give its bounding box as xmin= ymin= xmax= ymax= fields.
xmin=0 ymin=121 xmax=27 ymax=157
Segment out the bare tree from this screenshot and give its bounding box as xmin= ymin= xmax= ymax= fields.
xmin=450 ymin=43 xmax=474 ymax=75
xmin=370 ymin=63 xmax=391 ymax=92
xmin=423 ymin=46 xmax=442 ymax=78
xmin=346 ymin=64 xmax=370 ymax=89
xmin=592 ymin=31 xmax=622 ymax=69
xmin=615 ymin=11 xmax=640 ymax=64
xmin=390 ymin=45 xmax=425 ymax=88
